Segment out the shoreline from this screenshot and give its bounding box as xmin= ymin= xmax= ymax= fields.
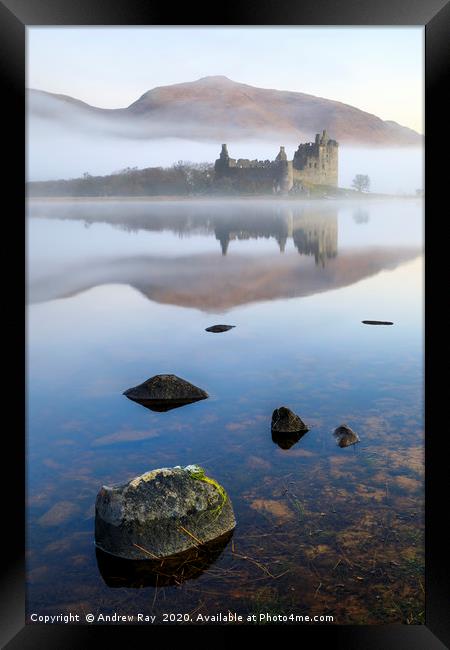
xmin=26 ymin=193 xmax=422 ymax=202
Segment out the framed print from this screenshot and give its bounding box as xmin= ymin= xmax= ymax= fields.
xmin=1 ymin=0 xmax=449 ymax=647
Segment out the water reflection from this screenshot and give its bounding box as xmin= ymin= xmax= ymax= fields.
xmin=271 ymin=429 xmax=308 ymax=450
xmin=96 ymin=531 xmax=233 ymax=588
xmin=353 ymin=208 xmax=370 ymax=224
xmin=213 ymin=209 xmax=337 ymax=264
xmin=29 ymin=200 xmax=341 ymax=258
xmin=27 ymin=201 xmax=420 ymax=311
xmin=123 ymin=397 xmax=205 ymax=413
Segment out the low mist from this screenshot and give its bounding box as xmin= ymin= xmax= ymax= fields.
xmin=27 ymin=116 xmax=424 ymax=195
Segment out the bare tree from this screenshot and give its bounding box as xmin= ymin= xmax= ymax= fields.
xmin=352 ymin=174 xmax=370 ymax=192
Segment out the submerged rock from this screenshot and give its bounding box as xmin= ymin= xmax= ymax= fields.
xmin=95 ymin=465 xmax=236 ymax=560
xmin=271 ymin=407 xmax=309 ymax=434
xmin=205 ymin=324 xmax=236 ymax=333
xmin=37 ymin=501 xmax=80 ymax=527
xmin=334 ymin=424 xmax=360 ymax=448
xmin=96 ymin=531 xmax=233 ymax=587
xmin=123 ymin=374 xmax=208 ymax=412
xmin=362 ymin=320 xmax=393 ymax=325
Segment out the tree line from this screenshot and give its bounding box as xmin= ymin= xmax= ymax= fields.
xmin=27 ymin=162 xmax=217 ymax=197
xmin=27 ymin=162 xmax=372 ymax=197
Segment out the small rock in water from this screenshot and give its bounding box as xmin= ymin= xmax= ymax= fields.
xmin=362 ymin=320 xmax=393 ymax=325
xmin=334 ymin=424 xmax=360 ymax=448
xmin=95 ymin=465 xmax=236 ymax=560
xmin=123 ymin=374 xmax=208 ymax=412
xmin=205 ymin=324 xmax=236 ymax=333
xmin=271 ymin=407 xmax=309 ymax=434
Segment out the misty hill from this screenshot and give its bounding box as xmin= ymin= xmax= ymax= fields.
xmin=28 ymin=76 xmax=422 ymax=147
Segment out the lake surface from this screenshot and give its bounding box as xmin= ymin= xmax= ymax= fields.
xmin=26 ymin=198 xmax=424 ymax=625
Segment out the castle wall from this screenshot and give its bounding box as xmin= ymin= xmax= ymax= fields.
xmin=215 ymin=152 xmax=293 ymax=193
xmin=214 ymin=134 xmax=338 ymax=193
xmin=215 ymin=164 xmax=282 ymax=193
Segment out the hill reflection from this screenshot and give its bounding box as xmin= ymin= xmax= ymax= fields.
xmin=27 ymin=200 xmax=420 ymax=311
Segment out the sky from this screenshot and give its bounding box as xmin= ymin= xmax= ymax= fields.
xmin=27 ymin=26 xmax=424 ymax=134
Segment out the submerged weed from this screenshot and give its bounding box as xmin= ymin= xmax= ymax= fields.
xmin=286 ymin=493 xmax=305 ymax=520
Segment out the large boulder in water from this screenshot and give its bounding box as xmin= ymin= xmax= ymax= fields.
xmin=271 ymin=407 xmax=309 ymax=434
xmin=334 ymin=424 xmax=360 ymax=448
xmin=123 ymin=374 xmax=208 ymax=412
xmin=95 ymin=465 xmax=236 ymax=560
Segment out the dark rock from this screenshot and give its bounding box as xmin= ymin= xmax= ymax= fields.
xmin=271 ymin=407 xmax=309 ymax=434
xmin=205 ymin=324 xmax=236 ymax=333
xmin=96 ymin=530 xmax=233 ymax=587
xmin=334 ymin=424 xmax=360 ymax=448
xmin=123 ymin=374 xmax=208 ymax=412
xmin=362 ymin=320 xmax=393 ymax=325
xmin=272 ymin=430 xmax=308 ymax=450
xmin=95 ymin=465 xmax=236 ymax=560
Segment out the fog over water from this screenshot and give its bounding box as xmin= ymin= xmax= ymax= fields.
xmin=27 ymin=117 xmax=423 ymax=194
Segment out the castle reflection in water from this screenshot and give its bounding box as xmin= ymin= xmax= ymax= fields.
xmin=213 ymin=208 xmax=337 ymax=266
xmin=29 ymin=201 xmax=339 ymax=267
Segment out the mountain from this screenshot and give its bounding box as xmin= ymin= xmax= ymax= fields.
xmin=28 ymin=76 xmax=422 ymax=147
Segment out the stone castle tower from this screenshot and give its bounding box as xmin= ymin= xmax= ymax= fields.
xmin=214 ymin=130 xmax=338 ymax=193
xmin=292 ymin=130 xmax=338 ymax=186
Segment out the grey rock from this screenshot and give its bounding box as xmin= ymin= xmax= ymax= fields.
xmin=95 ymin=465 xmax=236 ymax=560
xmin=123 ymin=374 xmax=208 ymax=412
xmin=271 ymin=407 xmax=309 ymax=434
xmin=205 ymin=324 xmax=236 ymax=333
xmin=334 ymin=424 xmax=360 ymax=448
xmin=362 ymin=320 xmax=393 ymax=325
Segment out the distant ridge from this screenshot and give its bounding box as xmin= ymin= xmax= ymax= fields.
xmin=28 ymin=76 xmax=422 ymax=147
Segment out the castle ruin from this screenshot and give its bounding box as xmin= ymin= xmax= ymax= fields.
xmin=214 ymin=130 xmax=338 ymax=193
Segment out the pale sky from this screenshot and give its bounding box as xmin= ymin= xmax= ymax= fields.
xmin=27 ymin=26 xmax=424 ymax=134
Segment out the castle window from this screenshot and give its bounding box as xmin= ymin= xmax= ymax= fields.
xmin=314 ymin=163 xmax=317 ymax=168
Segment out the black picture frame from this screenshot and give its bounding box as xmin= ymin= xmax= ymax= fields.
xmin=2 ymin=1 xmax=449 ymax=646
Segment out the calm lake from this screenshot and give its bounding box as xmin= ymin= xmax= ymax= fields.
xmin=26 ymin=198 xmax=424 ymax=624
